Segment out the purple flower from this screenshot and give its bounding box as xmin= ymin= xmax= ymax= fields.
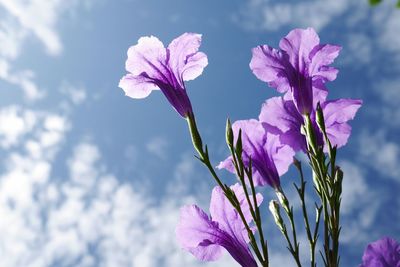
xmin=119 ymin=33 xmax=208 ymax=118
xmin=359 ymin=237 xmax=400 ymax=267
xmin=176 ymin=184 xmax=262 ymax=267
xmin=217 ymin=119 xmax=294 ymax=188
xmin=259 ymin=96 xmax=362 ymax=152
xmin=250 ymin=27 xmax=341 ymax=115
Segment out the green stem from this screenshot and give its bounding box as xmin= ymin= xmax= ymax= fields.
xmin=276 ymin=188 xmax=302 ymax=267
xmin=186 ymin=113 xmax=265 ymax=266
xmin=229 ymin=138 xmax=269 ymax=266
xmin=293 ymin=159 xmax=318 ymax=267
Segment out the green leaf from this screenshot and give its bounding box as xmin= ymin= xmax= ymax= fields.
xmin=369 ymin=0 xmax=382 ymax=6
xmin=397 ymin=0 xmax=400 ymax=8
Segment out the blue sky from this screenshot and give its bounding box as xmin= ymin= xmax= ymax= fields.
xmin=0 ymin=0 xmax=399 ymax=266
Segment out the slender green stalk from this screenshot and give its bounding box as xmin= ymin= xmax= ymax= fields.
xmin=275 ymin=188 xmax=302 ymax=267
xmin=186 ymin=113 xmax=266 ymax=266
xmin=304 ymin=106 xmax=343 ymax=267
xmin=293 ymin=158 xmax=321 ymax=267
xmin=227 ymin=120 xmax=269 ymax=266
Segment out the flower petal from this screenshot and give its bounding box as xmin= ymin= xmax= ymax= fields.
xmin=322 ymin=98 xmax=362 ymax=126
xmin=182 ymin=51 xmax=208 ymax=81
xmin=118 ymin=74 xmax=156 ymax=99
xmin=279 ymin=27 xmax=320 ymax=74
xmin=321 ymin=98 xmax=362 ymax=148
xmin=209 ymin=185 xmax=258 ymax=267
xmin=250 ymin=45 xmax=292 ymax=93
xmin=125 ymin=36 xmax=168 ymax=82
xmin=209 ymin=185 xmax=239 ymax=232
xmin=176 ymin=205 xmax=223 ymax=250
xmin=265 ymin=133 xmax=295 ymax=176
xmin=216 ymin=156 xmax=235 ymax=173
xmin=325 ymin=123 xmax=352 ymax=148
xmin=259 ymin=97 xmax=303 ymax=135
xmin=360 ymin=237 xmax=400 ymax=267
xmin=167 ymin=33 xmax=208 ymax=82
xmin=232 ymin=119 xmax=265 ymax=156
xmin=188 ymin=242 xmax=224 ymax=262
xmin=309 ymin=44 xmax=341 ymax=81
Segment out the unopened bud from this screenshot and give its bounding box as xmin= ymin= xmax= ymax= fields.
xmin=186 ymin=114 xmax=203 ymax=156
xmin=235 ymin=129 xmax=243 ymax=157
xmin=269 ymin=200 xmax=285 ymax=233
xmin=303 ymin=114 xmax=318 ymax=154
xmin=316 ymin=102 xmax=326 ymax=134
xmin=334 ymin=167 xmax=343 ymax=196
xmin=226 ymin=118 xmax=234 ymax=147
xmin=276 ymin=190 xmax=290 ymax=214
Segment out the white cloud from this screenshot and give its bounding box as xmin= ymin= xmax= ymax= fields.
xmin=372 ymin=79 xmax=400 ymax=128
xmin=234 ymin=0 xmax=350 ymax=32
xmin=60 ymin=83 xmax=87 ymax=105
xmin=0 ymin=0 xmax=91 ymax=101
xmin=0 ymin=103 xmax=239 ymax=266
xmin=146 ymin=136 xmax=169 ymax=160
xmin=0 ymin=105 xmax=37 ymax=148
xmin=358 ymin=130 xmax=400 ymax=181
xmin=0 ymin=0 xmax=61 ymax=56
xmin=0 ymin=59 xmax=45 ymax=101
xmin=338 ymin=161 xmax=380 ymax=245
xmin=234 ymin=0 xmax=400 ymax=69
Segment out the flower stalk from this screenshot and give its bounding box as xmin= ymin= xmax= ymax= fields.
xmin=186 ymin=112 xmax=266 ymax=266
xmin=226 ymin=119 xmax=269 ymax=266
xmin=303 ymin=109 xmax=342 ymax=267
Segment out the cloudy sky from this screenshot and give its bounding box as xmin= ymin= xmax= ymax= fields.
xmin=0 ymin=0 xmax=399 ymax=266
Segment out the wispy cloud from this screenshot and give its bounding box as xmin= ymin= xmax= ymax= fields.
xmin=359 ymin=130 xmax=400 ymax=181
xmin=234 ymin=0 xmax=400 ymax=69
xmin=146 ymin=136 xmax=169 ymax=160
xmin=0 ymin=0 xmax=66 ymax=56
xmin=234 ymin=0 xmax=350 ymax=32
xmin=0 ymin=0 xmax=90 ymax=101
xmin=339 ymin=161 xmax=381 ymax=245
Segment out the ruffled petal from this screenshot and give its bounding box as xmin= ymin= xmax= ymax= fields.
xmin=279 ymin=27 xmax=320 ymax=74
xmin=188 ymin=242 xmax=224 ymax=262
xmin=309 ymin=44 xmax=341 ymax=81
xmin=209 ymin=185 xmax=259 ymax=267
xmin=325 ymin=123 xmax=352 ymax=148
xmin=118 ymin=74 xmax=156 ymax=99
xmin=322 ymin=99 xmax=362 ymax=126
xmin=259 ymin=97 xmax=303 ymax=135
xmin=167 ymin=33 xmax=208 ymax=82
xmin=182 ymin=51 xmax=208 ymax=81
xmin=216 ymin=156 xmax=235 ymax=173
xmin=230 ymin=184 xmax=263 ymax=226
xmin=209 ymin=186 xmax=239 ymax=233
xmin=176 ymin=205 xmax=223 ymax=253
xmin=232 ymin=119 xmax=266 ymax=156
xmin=360 ymin=237 xmax=400 ymax=267
xmin=125 ymin=36 xmax=168 ymax=82
xmin=320 ymin=98 xmax=362 ymax=148
xmin=250 ymin=45 xmax=292 ymax=93
xmin=268 ymin=134 xmax=295 ymax=176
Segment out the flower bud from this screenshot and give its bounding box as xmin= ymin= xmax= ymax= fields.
xmin=226 ymin=118 xmax=234 ymax=148
xmin=276 ymin=190 xmax=290 ymax=214
xmin=316 ymin=102 xmax=326 ymax=134
xmin=269 ymin=200 xmax=285 ymax=233
xmin=186 ymin=113 xmax=203 ymax=156
xmin=303 ymin=114 xmax=318 ymax=154
xmin=235 ymin=129 xmax=243 ymax=157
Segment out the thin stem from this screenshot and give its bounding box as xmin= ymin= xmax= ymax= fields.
xmin=186 ymin=113 xmax=265 ymax=266
xmin=229 ymin=140 xmax=269 ymax=266
xmin=293 ymin=159 xmax=318 ymax=267
xmin=276 ymin=188 xmax=302 ymax=267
